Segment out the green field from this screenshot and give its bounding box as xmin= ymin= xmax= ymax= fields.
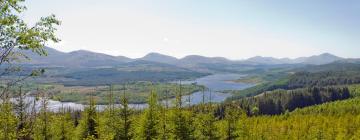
xmin=46 ymin=82 xmax=204 ymax=104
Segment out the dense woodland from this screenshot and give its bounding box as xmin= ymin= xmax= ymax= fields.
xmin=235 ymin=86 xmax=351 ymax=115
xmin=1 ymin=84 xmax=360 ymax=140
xmin=229 ymin=63 xmax=360 ymax=100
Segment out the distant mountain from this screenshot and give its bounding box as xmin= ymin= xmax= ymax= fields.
xmin=292 ymin=62 xmax=360 ymax=73
xmin=139 ymin=53 xmax=233 ymax=67
xmin=296 ymin=53 xmax=343 ymax=65
xmin=244 ymin=53 xmax=343 ymax=65
xmin=117 ymin=56 xmax=133 ymax=63
xmin=12 ymin=47 xmax=352 ymax=86
xmin=19 ymin=47 xmax=68 ymax=66
xmin=245 ymin=56 xmax=292 ymax=65
xmin=118 ymin=60 xmax=192 ymax=72
xmin=20 ymin=47 xmax=345 ymax=68
xmin=179 ymin=55 xmax=230 ymax=65
xmin=65 ymin=50 xmax=121 ymax=67
xmin=336 ymin=58 xmax=360 ymax=64
xmin=21 ymin=47 xmax=131 ymax=67
xmin=140 ymin=53 xmax=178 ymax=64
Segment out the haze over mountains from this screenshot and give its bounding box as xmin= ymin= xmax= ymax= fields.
xmin=21 ymin=47 xmax=346 ymax=68
xmin=245 ymin=53 xmax=343 ymax=65
xmin=14 ymin=47 xmax=358 ymax=86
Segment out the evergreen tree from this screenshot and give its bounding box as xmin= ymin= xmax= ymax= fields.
xmin=159 ymin=89 xmax=170 ymax=140
xmin=79 ymin=96 xmax=99 ymax=139
xmin=194 ymin=112 xmax=217 ymax=140
xmin=115 ymin=85 xmax=133 ymax=140
xmin=169 ymin=84 xmax=194 ymax=140
xmin=136 ymin=90 xmax=161 ymax=140
xmin=99 ymin=85 xmax=116 ymax=139
xmin=14 ymin=86 xmax=32 ymax=139
xmin=34 ymin=90 xmax=52 ymax=140
xmin=169 ymin=109 xmax=194 ymax=140
xmin=52 ymin=108 xmax=75 ymax=140
xmin=0 ymin=100 xmax=17 ymax=140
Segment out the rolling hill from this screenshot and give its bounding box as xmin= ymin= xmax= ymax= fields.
xmin=19 ymin=47 xmax=131 ymax=68
xmin=139 ymin=53 xmax=178 ymax=64
xmin=21 ymin=47 xmax=344 ymax=68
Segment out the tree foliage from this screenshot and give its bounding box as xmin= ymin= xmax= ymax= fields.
xmin=237 ymin=86 xmax=350 ymax=115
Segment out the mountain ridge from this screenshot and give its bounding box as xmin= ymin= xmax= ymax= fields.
xmin=22 ymin=47 xmax=346 ymax=67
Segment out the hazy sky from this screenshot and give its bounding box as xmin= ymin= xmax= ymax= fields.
xmin=23 ymin=0 xmax=359 ymax=59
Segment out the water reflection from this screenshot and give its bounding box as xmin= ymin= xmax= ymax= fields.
xmin=18 ymin=74 xmax=253 ymax=112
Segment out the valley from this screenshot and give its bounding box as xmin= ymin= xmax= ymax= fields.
xmin=2 ymin=0 xmax=360 ymax=139
xmin=4 ymin=44 xmax=360 ymax=140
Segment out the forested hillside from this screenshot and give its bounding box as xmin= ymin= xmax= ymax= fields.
xmin=235 ymin=86 xmax=351 ymax=115
xmin=235 ymin=97 xmax=360 ymax=139
xmin=1 ymin=86 xmax=360 ymax=139
xmin=229 ymin=62 xmax=360 ymax=100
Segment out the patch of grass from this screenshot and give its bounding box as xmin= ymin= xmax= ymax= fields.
xmin=50 ymin=82 xmax=204 ymax=104
xmin=231 ymin=76 xmax=265 ymax=84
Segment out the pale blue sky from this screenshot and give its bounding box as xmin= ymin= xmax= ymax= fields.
xmin=23 ymin=0 xmax=360 ymax=59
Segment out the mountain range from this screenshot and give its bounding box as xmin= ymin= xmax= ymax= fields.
xmin=245 ymin=53 xmax=343 ymax=65
xmin=12 ymin=47 xmax=355 ymax=86
xmin=21 ymin=47 xmax=344 ymax=68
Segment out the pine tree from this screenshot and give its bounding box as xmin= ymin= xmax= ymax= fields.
xmin=115 ymin=84 xmax=133 ymax=140
xmin=15 ymin=86 xmax=32 ymax=139
xmin=52 ymin=108 xmax=75 ymax=140
xmin=0 ymin=100 xmax=17 ymax=140
xmin=224 ymin=105 xmax=244 ymax=140
xmin=79 ymin=96 xmax=99 ymax=139
xmin=194 ymin=112 xmax=217 ymax=140
xmin=100 ymin=85 xmax=116 ymax=139
xmin=169 ymin=83 xmax=194 ymax=140
xmin=136 ymin=90 xmax=161 ymax=140
xmin=34 ymin=90 xmax=52 ymax=140
xmin=159 ymin=89 xmax=170 ymax=140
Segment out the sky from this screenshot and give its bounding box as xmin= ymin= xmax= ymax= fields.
xmin=23 ymin=0 xmax=360 ymax=59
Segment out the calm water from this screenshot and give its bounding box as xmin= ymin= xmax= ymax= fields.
xmin=18 ymin=97 xmax=148 ymax=111
xmin=21 ymin=74 xmax=253 ymax=111
xmin=179 ymin=74 xmax=253 ymax=105
xmin=181 ymin=73 xmax=253 ymax=91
